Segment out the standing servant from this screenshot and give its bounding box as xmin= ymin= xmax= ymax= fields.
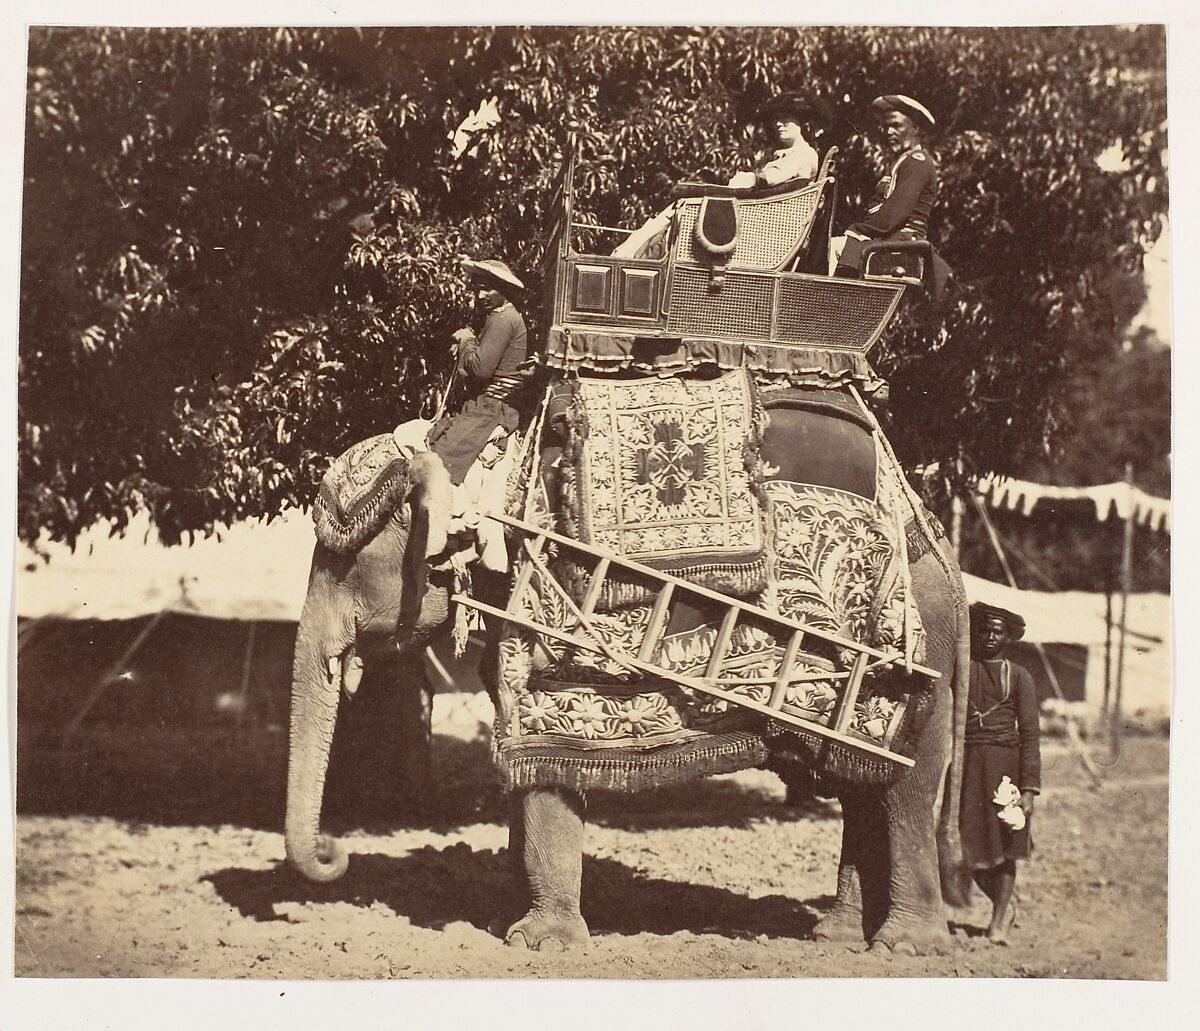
xmin=960 ymin=602 xmax=1042 ymax=944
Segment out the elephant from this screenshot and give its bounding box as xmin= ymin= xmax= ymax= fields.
xmin=490 ymin=378 xmax=972 ymax=955
xmin=285 ymin=447 xmax=454 ymax=883
xmin=283 ymin=381 xmax=971 ymax=958
xmin=499 ymin=536 xmax=969 ymax=954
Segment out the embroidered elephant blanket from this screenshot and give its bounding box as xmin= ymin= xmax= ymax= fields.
xmin=558 ymin=370 xmax=768 ymax=609
xmin=493 ymin=401 xmax=933 ymax=793
xmin=313 ymin=433 xmax=410 ymax=554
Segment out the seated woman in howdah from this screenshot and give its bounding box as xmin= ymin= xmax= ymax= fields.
xmin=612 ymin=93 xmax=825 ymax=260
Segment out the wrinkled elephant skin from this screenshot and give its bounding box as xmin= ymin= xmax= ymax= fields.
xmin=811 ymin=540 xmax=968 ymax=954
xmin=506 ymin=539 xmax=968 ymax=955
xmin=285 ymin=452 xmax=452 ymax=883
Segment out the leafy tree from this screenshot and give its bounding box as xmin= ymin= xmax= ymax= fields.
xmin=20 ymin=26 xmax=1167 ymax=547
xmin=952 ymin=323 xmax=1171 ymax=594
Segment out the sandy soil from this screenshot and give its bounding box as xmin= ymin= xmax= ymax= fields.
xmin=14 ymin=705 xmax=1168 ymax=981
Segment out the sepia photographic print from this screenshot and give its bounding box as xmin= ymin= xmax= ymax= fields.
xmin=4 ymin=5 xmax=1192 ymax=1020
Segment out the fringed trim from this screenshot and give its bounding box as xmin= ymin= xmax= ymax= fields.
xmin=764 ymin=723 xmax=906 ymax=787
xmin=313 ymin=460 xmax=409 ymax=554
xmin=554 ymin=371 xmax=769 ymax=612
xmin=557 ymin=553 xmax=769 ymax=612
xmin=545 ymin=331 xmax=888 ymax=395
xmin=497 ymin=731 xmax=768 ymax=794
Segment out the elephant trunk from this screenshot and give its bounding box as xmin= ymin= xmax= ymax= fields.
xmin=285 ymin=618 xmax=350 ymax=883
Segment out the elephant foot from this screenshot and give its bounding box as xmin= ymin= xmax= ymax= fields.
xmin=869 ymin=917 xmax=951 ymax=957
xmin=486 ymin=901 xmax=531 ymax=940
xmin=812 ymin=903 xmax=868 ymax=944
xmin=504 ymin=908 xmax=590 ymax=951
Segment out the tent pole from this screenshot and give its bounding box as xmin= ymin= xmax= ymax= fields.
xmin=1111 ymin=463 xmax=1135 ymax=761
xmin=236 ymin=621 xmax=258 ymax=727
xmin=949 ymin=451 xmax=965 ymax=559
xmin=16 ymin=615 xmax=53 ymax=655
xmin=950 ymin=493 xmax=965 ymax=560
xmin=1102 ymin=585 xmax=1113 ymax=718
xmin=62 ymin=609 xmax=169 ymax=743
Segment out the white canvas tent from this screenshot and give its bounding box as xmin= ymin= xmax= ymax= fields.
xmin=962 ymin=573 xmax=1170 ymax=720
xmin=15 ymin=508 xmax=1171 ymax=721
xmin=15 ymin=509 xmax=488 ymax=732
xmin=17 ymin=509 xmax=313 ymax=622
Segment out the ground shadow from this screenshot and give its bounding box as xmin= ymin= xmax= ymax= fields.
xmin=587 ymin=781 xmax=839 ymax=831
xmin=18 ymin=720 xmax=838 ymax=833
xmin=205 ymin=844 xmax=827 ymax=941
xmin=15 ymin=722 xmax=505 ymax=833
xmin=948 ymin=920 xmax=989 ymax=939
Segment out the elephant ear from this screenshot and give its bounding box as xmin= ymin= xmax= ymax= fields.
xmin=395 ymin=450 xmax=454 ymax=643
xmin=407 ymin=451 xmax=453 ymax=561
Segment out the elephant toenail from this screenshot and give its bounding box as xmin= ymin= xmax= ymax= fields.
xmin=869 ymin=940 xmax=892 ymax=953
xmin=537 ymin=937 xmax=565 ymax=953
xmin=892 ymin=940 xmax=918 ymax=956
xmin=505 ymin=931 xmax=530 ymax=950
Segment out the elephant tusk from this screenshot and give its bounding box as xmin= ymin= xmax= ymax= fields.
xmin=342 ymin=652 xmax=365 ymax=697
xmin=326 ymin=655 xmax=340 ymax=683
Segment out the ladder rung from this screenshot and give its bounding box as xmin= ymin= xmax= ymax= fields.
xmin=703 ymin=607 xmax=740 ymax=681
xmin=577 ymin=556 xmax=611 ymax=619
xmin=882 ymin=695 xmax=910 ymax=749
xmin=452 ymin=594 xmax=914 ymax=770
xmin=716 ymin=671 xmax=848 ymax=687
xmin=479 ymin=511 xmax=940 ymax=680
xmin=832 ymin=651 xmax=869 ymax=734
xmin=507 ymin=536 xmax=546 ymax=615
xmin=768 ymin=630 xmax=807 ymax=709
xmin=637 ymin=582 xmax=675 ymax=662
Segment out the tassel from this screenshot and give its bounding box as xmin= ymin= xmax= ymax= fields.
xmin=765 ymin=723 xmax=904 ymax=786
xmin=452 ymin=567 xmax=473 ymax=658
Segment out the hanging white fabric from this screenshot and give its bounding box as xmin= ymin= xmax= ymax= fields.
xmin=977 ymin=475 xmax=1171 ymax=533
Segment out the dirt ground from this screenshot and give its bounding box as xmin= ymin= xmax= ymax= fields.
xmin=13 ymin=698 xmax=1168 ymax=981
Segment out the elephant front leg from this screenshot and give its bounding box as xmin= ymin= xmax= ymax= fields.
xmin=867 ymin=777 xmax=952 ymax=955
xmin=504 ymin=787 xmax=591 ymax=951
xmin=814 ymin=789 xmax=889 ymax=943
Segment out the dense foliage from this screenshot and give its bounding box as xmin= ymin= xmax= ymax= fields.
xmin=21 ymin=26 xmax=1167 ymax=546
xmin=953 ymin=325 xmax=1171 ymax=594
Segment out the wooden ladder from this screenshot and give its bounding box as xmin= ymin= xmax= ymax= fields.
xmin=453 ymin=511 xmax=938 ymax=770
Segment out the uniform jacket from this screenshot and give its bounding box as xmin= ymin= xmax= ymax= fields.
xmin=848 ymin=144 xmax=938 ymax=240
xmin=457 ymin=301 xmax=527 ymax=389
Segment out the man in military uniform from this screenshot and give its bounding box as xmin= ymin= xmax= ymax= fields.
xmin=833 ymin=94 xmax=938 ymax=277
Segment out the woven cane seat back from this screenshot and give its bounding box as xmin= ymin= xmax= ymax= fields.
xmin=674 ymin=181 xmax=823 ymax=271
xmin=662 ymin=266 xmax=901 ymax=354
